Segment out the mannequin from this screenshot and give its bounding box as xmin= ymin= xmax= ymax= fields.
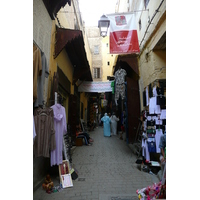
xmin=114 ymin=66 xmax=127 ymax=105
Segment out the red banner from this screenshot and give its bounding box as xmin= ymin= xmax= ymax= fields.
xmin=107 ymin=13 xmax=140 ymax=54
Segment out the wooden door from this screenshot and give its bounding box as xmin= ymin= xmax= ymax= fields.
xmin=127 ymin=77 xmax=140 ymax=143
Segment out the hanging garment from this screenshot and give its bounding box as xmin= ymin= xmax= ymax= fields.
xmin=151 ymin=116 xmax=156 ymax=121
xmin=156 ymin=86 xmax=165 ymax=106
xmin=155 ymin=129 xmax=163 ymax=153
xmin=153 ymin=86 xmax=157 ymax=97
xmin=156 ymin=125 xmax=164 ymax=130
xmin=115 ymin=68 xmax=127 ymax=84
xmin=147 ymin=116 xmax=151 ymax=121
xmin=149 ymin=97 xmax=156 ymax=114
xmin=110 ymin=114 xmax=119 ymax=135
xmin=149 ymin=84 xmax=153 ymax=98
xmin=145 ymin=139 xmax=150 ymax=161
xmin=114 ymin=68 xmax=127 ymax=101
xmin=33 ymin=43 xmax=42 ymax=102
xmin=162 ymin=119 xmax=166 ymax=126
xmin=147 ymin=119 xmax=155 ymax=126
xmin=34 ymin=51 xmax=49 ymax=107
xmin=50 ymin=104 xmax=67 ymax=166
xmin=156 ymin=86 xmax=164 ymax=96
xmin=155 ymin=117 xmax=162 ymax=125
xmin=111 ymin=81 xmax=115 ymax=94
xmin=147 ymin=129 xmax=156 ymax=134
xmin=142 ymin=139 xmax=150 ymax=161
xmin=143 ymin=91 xmax=146 ymax=107
xmin=157 ymin=95 xmax=166 ymax=106
xmin=101 ymin=113 xmax=111 ymax=137
xmin=160 ymin=109 xmax=166 ymax=119
xmin=33 ymin=115 xmax=36 ymax=145
xmin=146 ymin=86 xmax=149 ymax=106
xmin=143 ymin=120 xmax=147 ymax=131
xmin=142 ymin=138 xmax=145 ymax=157
xmin=149 ymin=97 xmax=161 ymax=114
xmin=34 ymin=107 xmax=56 ymax=157
xmin=147 ymin=138 xmax=156 ymax=153
xmin=155 ymin=104 xmax=161 ymax=114
xmin=115 ymin=84 xmax=126 ymax=100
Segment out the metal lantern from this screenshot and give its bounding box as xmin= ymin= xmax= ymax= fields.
xmin=98 ymin=15 xmax=110 ymax=37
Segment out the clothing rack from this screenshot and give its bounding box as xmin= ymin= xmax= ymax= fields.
xmin=145 ymin=79 xmax=166 ymax=90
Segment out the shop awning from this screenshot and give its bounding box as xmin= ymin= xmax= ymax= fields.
xmin=42 ymin=0 xmax=71 ymax=20
xmin=54 ymin=27 xmax=93 ymax=84
xmin=78 ymin=81 xmax=113 ymax=93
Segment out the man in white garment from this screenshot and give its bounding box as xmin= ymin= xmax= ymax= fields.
xmin=110 ymin=112 xmax=119 ymax=136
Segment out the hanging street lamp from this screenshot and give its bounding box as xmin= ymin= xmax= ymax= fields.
xmin=98 ymin=15 xmax=110 ymax=37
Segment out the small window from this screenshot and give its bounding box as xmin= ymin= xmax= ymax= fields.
xmin=94 ymin=68 xmax=100 ymax=79
xmin=107 ymin=62 xmax=110 ymax=66
xmin=106 ymin=43 xmax=108 ymax=47
xmin=94 ymin=45 xmax=99 ymax=54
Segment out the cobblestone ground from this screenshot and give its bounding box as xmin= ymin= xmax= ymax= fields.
xmin=33 ymin=127 xmax=159 ymax=200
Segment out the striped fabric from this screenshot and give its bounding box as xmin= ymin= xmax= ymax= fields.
xmin=34 ymin=107 xmax=56 ymax=158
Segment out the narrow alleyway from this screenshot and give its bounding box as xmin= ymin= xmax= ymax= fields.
xmin=33 ymin=127 xmax=159 ymax=200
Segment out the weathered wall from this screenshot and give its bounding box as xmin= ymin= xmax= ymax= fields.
xmin=86 ymin=27 xmax=103 ymax=81
xmin=56 ymin=4 xmax=74 ymax=29
xmin=84 ymin=30 xmax=93 ymax=73
xmin=33 ymin=0 xmax=52 ymax=104
xmin=138 ymin=13 xmax=166 ymax=111
xmin=101 ymin=36 xmax=116 ymax=81
xmin=125 ymin=0 xmax=166 ymax=111
xmin=86 ymin=27 xmax=117 ymax=82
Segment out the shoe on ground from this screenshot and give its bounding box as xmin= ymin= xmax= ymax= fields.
xmin=89 ymin=138 xmax=94 ymax=142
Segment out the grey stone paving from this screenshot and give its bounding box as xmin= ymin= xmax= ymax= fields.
xmin=33 ymin=127 xmax=159 ymax=200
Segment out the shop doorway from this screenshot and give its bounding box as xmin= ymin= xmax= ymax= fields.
xmin=127 ymin=77 xmax=140 ymax=143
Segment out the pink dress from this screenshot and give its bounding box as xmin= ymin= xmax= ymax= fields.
xmin=50 ymin=104 xmax=67 ymax=166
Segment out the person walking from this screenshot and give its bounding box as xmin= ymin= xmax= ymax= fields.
xmin=101 ymin=113 xmax=111 ymax=137
xmin=110 ymin=112 xmax=119 ymax=136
